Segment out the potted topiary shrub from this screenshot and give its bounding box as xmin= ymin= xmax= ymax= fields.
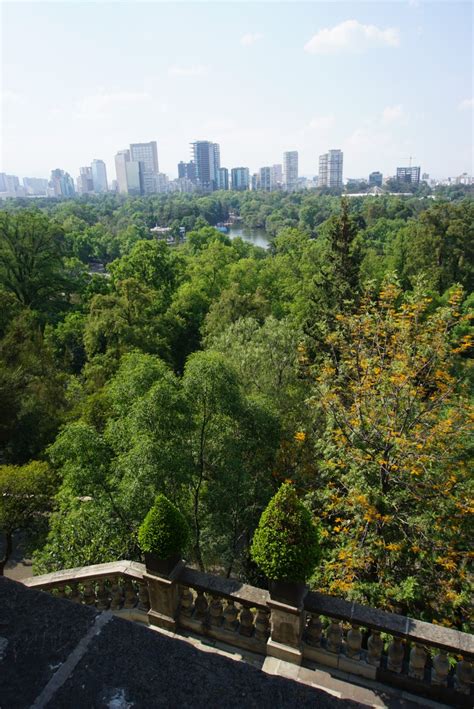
xmin=138 ymin=494 xmax=189 ymax=576
xmin=250 ymin=482 xmax=320 ymax=606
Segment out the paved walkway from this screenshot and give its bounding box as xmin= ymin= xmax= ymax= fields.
xmin=1 ymin=578 xmax=362 ymax=708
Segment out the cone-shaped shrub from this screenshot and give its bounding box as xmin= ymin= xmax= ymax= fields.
xmin=250 ymin=483 xmax=320 ymax=583
xmin=138 ymin=494 xmax=189 ymax=558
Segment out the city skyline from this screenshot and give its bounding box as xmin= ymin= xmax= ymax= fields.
xmin=1 ymin=2 xmax=472 ymax=181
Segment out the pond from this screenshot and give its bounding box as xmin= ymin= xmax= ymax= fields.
xmin=227 ymin=224 xmax=270 ymax=250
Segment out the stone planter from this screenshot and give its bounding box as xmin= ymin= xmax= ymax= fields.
xmin=144 ymin=552 xmax=181 ymax=577
xmin=268 ymin=579 xmax=308 ymax=607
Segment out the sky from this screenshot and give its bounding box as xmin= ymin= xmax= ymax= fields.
xmin=1 ymin=0 xmax=473 ymax=182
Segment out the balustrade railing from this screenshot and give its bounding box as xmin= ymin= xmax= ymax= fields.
xmin=22 ymin=561 xmax=473 ymax=704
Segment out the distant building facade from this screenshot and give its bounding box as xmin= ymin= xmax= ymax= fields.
xmin=259 ymin=166 xmax=273 ymax=191
xmin=91 ymin=159 xmax=108 ymax=193
xmin=283 ymin=151 xmax=298 ymax=191
xmin=319 ymin=149 xmax=343 ymax=189
xmin=271 ymin=164 xmax=283 ymax=188
xmin=218 ymin=167 xmax=229 ymax=190
xmin=231 ymin=167 xmax=250 ymax=191
xmin=50 ymin=169 xmax=75 ymax=197
xmin=191 ymin=141 xmax=220 ymax=191
xmin=76 ymin=166 xmax=94 ymax=194
xmin=130 ymin=141 xmax=159 ymax=194
xmin=396 ymin=166 xmax=421 ymax=185
xmin=369 ymin=171 xmax=383 ymax=187
xmin=177 ymin=160 xmax=196 ymax=182
xmin=23 ymin=177 xmax=48 ymax=196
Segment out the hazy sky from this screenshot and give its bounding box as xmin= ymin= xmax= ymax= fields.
xmin=1 ymin=1 xmax=473 ymax=182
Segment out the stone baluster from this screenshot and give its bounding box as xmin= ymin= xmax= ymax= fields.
xmin=223 ymin=600 xmax=238 ymax=631
xmin=123 ymin=579 xmax=137 ymax=609
xmin=82 ymin=580 xmax=96 ymax=606
xmin=254 ymin=608 xmax=270 ymax=641
xmin=110 ymin=576 xmax=123 ymax=610
xmin=387 ymin=637 xmax=405 ymax=673
xmin=138 ymin=582 xmax=150 ymax=612
xmin=209 ymin=595 xmax=224 ymax=627
xmin=346 ymin=624 xmax=363 ymax=659
xmin=454 ymin=658 xmax=473 ymax=695
xmin=431 ymin=650 xmax=450 ymax=686
xmin=194 ymin=590 xmax=209 ymax=619
xmin=408 ymin=643 xmax=427 ymax=680
xmin=367 ymin=630 xmax=384 ymax=667
xmin=179 ymin=586 xmax=194 ymax=617
xmin=96 ymin=579 xmax=110 ymax=611
xmin=69 ymin=582 xmax=81 ymax=604
xmin=326 ymin=619 xmax=343 ymax=653
xmin=239 ymin=605 xmax=254 ymax=637
xmin=305 ymin=614 xmax=323 ymax=647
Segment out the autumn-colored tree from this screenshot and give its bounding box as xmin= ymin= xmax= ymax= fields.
xmin=307 ymin=278 xmax=473 ymax=628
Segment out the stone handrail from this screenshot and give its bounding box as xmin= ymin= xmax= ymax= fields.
xmin=21 ymin=561 xmax=473 ymax=703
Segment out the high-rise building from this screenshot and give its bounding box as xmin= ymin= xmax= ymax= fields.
xmin=125 ymin=161 xmax=143 ymax=195
xmin=319 ymin=149 xmax=343 ymax=189
xmin=91 ymin=159 xmax=108 ymax=193
xmin=77 ymin=167 xmax=94 ymax=194
xmin=23 ymin=177 xmax=49 ymax=196
xmin=130 ymin=141 xmax=159 ymax=194
xmin=50 ymin=169 xmax=75 ymax=197
xmin=271 ymin=164 xmax=283 ymax=187
xmin=0 ymin=173 xmax=25 ymax=197
xmin=369 ymin=171 xmax=383 ymax=187
xmin=191 ymin=141 xmax=220 ymax=191
xmin=217 ymin=167 xmax=229 ymax=191
xmin=259 ymin=166 xmax=273 ymax=192
xmin=283 ymin=151 xmax=298 ymax=191
xmin=396 ymin=166 xmax=421 ymax=185
xmin=251 ymin=173 xmax=259 ymax=191
xmin=178 ymin=160 xmax=196 ymax=182
xmin=115 ymin=150 xmax=130 ymax=194
xmin=231 ymin=167 xmax=250 ymax=191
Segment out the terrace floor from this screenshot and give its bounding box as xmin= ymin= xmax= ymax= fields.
xmin=0 ymin=577 xmax=449 ymax=708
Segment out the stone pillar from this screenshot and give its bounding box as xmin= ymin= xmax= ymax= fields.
xmin=145 ymin=560 xmax=184 ymax=632
xmin=266 ymin=597 xmax=306 ymax=665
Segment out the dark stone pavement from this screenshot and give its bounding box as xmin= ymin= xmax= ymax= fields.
xmin=0 ymin=577 xmax=363 ymax=708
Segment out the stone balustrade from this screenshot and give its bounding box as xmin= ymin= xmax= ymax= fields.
xmin=22 ymin=562 xmax=473 ymax=705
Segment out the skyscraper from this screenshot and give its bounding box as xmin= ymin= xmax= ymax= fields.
xmin=283 ymin=151 xmax=298 ymax=191
xmin=259 ymin=166 xmax=273 ymax=191
xmin=271 ymin=164 xmax=283 ymax=187
xmin=91 ymin=159 xmax=108 ymax=193
xmin=191 ymin=141 xmax=220 ymax=191
xmin=178 ymin=160 xmax=196 ymax=182
xmin=130 ymin=141 xmax=159 ymax=194
xmin=217 ymin=167 xmax=229 ymax=191
xmin=231 ymin=167 xmax=250 ymax=191
xmin=77 ymin=167 xmax=94 ymax=194
xmin=318 ymin=149 xmax=343 ymax=189
xmin=50 ymin=169 xmax=75 ymax=197
xmin=396 ymin=166 xmax=420 ymax=185
xmin=115 ymin=149 xmax=143 ymax=195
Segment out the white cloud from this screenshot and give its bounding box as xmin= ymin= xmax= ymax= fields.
xmin=308 ymin=114 xmax=335 ymax=131
xmin=76 ymin=91 xmax=151 ymax=117
xmin=458 ymin=98 xmax=474 ymax=110
xmin=0 ymin=90 xmax=25 ymax=105
xmin=304 ymin=19 xmax=400 ymax=55
xmin=168 ymin=64 xmax=208 ymax=78
xmin=382 ymin=104 xmax=404 ymax=124
xmin=240 ymin=32 xmax=263 ymax=46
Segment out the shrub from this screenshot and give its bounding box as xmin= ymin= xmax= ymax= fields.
xmin=250 ymin=483 xmax=320 ymax=583
xmin=138 ymin=494 xmax=189 ymax=558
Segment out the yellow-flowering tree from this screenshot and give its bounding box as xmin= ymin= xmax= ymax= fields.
xmin=308 ymin=278 xmax=473 ymax=628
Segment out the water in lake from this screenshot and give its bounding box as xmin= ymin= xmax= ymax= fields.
xmin=227 ymin=224 xmax=270 ymax=250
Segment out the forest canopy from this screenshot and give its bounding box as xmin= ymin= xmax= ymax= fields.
xmin=0 ymin=189 xmax=472 ymax=630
